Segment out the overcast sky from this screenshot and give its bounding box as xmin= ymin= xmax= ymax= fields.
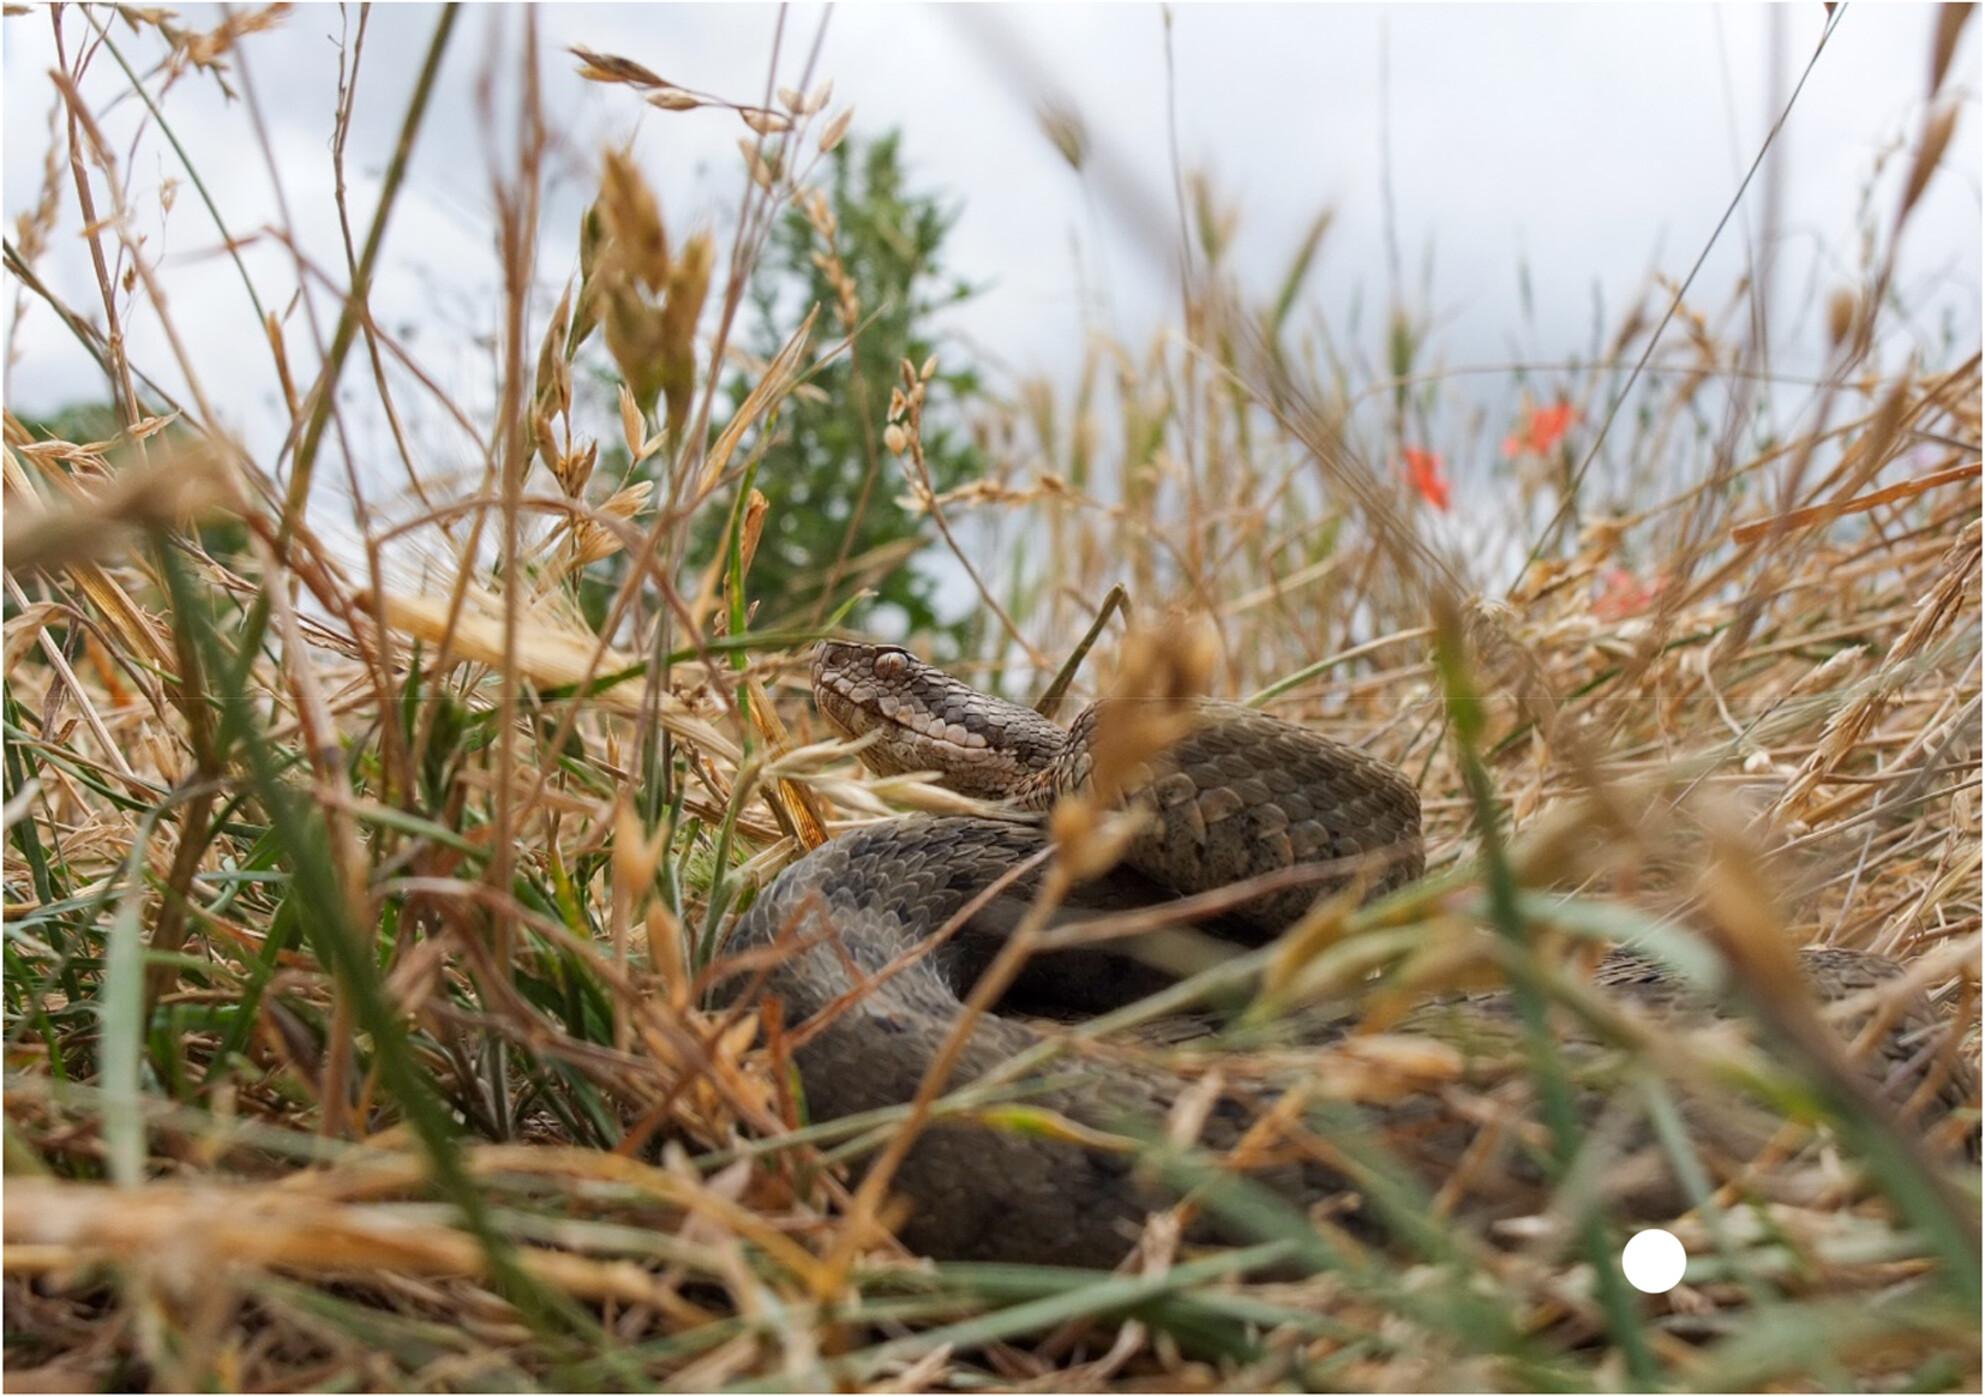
xmin=5 ymin=3 xmax=1979 ymax=531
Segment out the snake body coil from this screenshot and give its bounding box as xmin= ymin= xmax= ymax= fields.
xmin=725 ymin=641 xmax=1973 ymax=1266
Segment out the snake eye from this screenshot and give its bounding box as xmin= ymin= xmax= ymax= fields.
xmin=873 ymin=650 xmax=907 ymax=680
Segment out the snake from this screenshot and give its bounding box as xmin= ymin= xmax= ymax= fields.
xmin=723 ymin=640 xmax=1977 ymax=1267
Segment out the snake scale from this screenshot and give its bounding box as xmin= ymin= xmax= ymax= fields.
xmin=724 ymin=641 xmax=1976 ymax=1267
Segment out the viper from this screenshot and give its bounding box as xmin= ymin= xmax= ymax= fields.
xmin=723 ymin=640 xmax=1976 ymax=1266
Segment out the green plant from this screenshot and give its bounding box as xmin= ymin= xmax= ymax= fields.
xmin=711 ymin=130 xmax=986 ymax=645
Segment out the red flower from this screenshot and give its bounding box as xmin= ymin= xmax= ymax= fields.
xmin=1594 ymin=566 xmax=1659 ymax=621
xmin=1503 ymin=401 xmax=1577 ymax=457
xmin=1402 ymin=447 xmax=1450 ymax=511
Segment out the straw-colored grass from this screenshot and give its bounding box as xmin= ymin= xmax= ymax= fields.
xmin=3 ymin=7 xmax=1978 ymax=1392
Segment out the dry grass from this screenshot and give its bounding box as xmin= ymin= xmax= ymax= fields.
xmin=3 ymin=7 xmax=1980 ymax=1392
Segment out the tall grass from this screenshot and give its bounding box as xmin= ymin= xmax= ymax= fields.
xmin=3 ymin=6 xmax=1979 ymax=1391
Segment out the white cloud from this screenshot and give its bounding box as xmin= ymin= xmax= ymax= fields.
xmin=6 ymin=2 xmax=1976 ymax=520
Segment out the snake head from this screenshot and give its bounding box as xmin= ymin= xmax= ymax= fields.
xmin=809 ymin=639 xmax=1061 ymax=800
xmin=811 ymin=640 xmax=917 ymax=740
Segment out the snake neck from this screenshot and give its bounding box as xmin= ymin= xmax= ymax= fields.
xmin=813 ymin=639 xmax=1074 ymax=801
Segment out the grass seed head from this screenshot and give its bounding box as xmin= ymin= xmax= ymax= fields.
xmin=599 ymin=147 xmax=670 ymax=293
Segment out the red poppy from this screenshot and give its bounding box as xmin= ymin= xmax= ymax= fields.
xmin=1503 ymin=401 xmax=1577 ymax=457
xmin=1594 ymin=566 xmax=1658 ymax=621
xmin=1402 ymin=447 xmax=1450 ymax=511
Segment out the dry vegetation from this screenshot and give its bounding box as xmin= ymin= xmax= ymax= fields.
xmin=3 ymin=6 xmax=1980 ymax=1392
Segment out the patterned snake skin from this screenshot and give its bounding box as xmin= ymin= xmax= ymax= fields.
xmin=723 ymin=641 xmax=1977 ymax=1266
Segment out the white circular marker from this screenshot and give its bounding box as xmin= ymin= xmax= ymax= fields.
xmin=1620 ymin=1228 xmax=1687 ymax=1294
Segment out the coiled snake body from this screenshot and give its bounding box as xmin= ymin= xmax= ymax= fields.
xmin=727 ymin=641 xmax=1974 ymax=1266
